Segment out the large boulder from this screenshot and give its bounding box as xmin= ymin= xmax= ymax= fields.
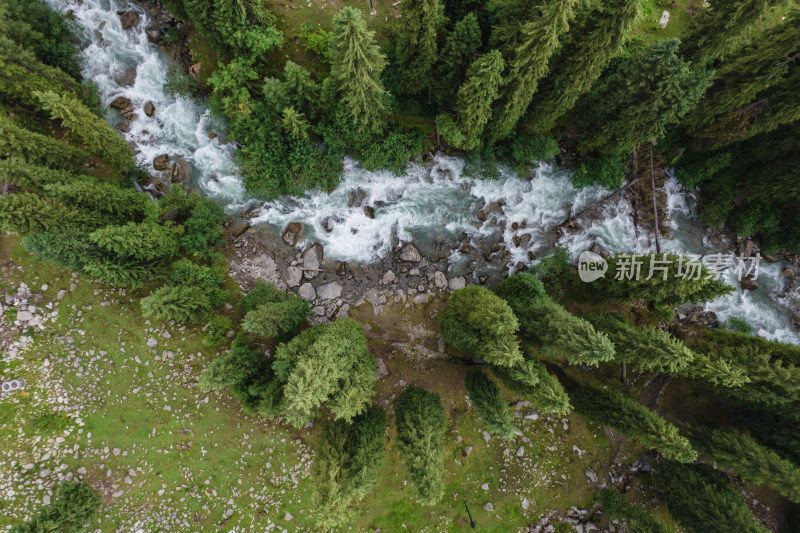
xmin=298 ymin=283 xmax=316 ymax=301
xmin=348 ymin=187 xmax=367 ymax=207
xmin=282 ymin=222 xmax=303 ymax=246
xmin=144 ymin=101 xmax=155 ymax=117
xmin=285 ymin=266 xmax=303 ymax=288
xmin=399 ymin=242 xmax=423 ymax=263
xmin=302 ymin=243 xmax=324 ymax=278
xmin=110 ymin=96 xmax=131 ymax=109
xmin=741 ymin=275 xmax=759 ymax=291
xmin=153 ymin=154 xmax=170 ymax=171
xmin=316 ymin=282 xmax=343 ymax=301
xmin=170 ymin=160 xmax=191 ymax=183
xmin=115 ymin=66 xmax=137 ymax=86
xmin=119 ymin=10 xmax=139 ymax=30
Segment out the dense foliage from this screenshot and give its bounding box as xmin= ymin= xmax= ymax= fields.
xmin=240 ymin=281 xmax=311 ymax=342
xmin=10 ymin=482 xmax=101 ymax=533
xmin=465 ymin=371 xmax=515 ymax=439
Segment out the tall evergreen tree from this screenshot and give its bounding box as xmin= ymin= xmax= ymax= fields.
xmin=571 ymin=387 xmax=697 ymax=462
xmin=34 ymin=90 xmax=136 ymax=172
xmin=486 ymin=0 xmax=577 ymax=142
xmin=680 ymin=0 xmax=784 ymax=66
xmin=323 ymin=7 xmax=389 ymax=134
xmin=445 ymin=50 xmax=505 ymax=150
xmin=0 ymin=192 xmax=74 ymax=235
xmin=577 ymin=39 xmax=712 ymax=154
xmin=395 ymin=386 xmax=446 ymax=505
xmin=525 ymin=0 xmax=639 ymax=131
xmin=465 ymin=371 xmax=515 ymax=439
xmin=433 ymin=13 xmax=482 ymax=105
xmin=0 ymin=116 xmax=88 ymax=171
xmin=395 ymin=0 xmax=446 ymax=94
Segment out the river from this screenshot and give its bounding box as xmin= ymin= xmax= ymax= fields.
xmin=47 ymin=0 xmax=800 ymax=344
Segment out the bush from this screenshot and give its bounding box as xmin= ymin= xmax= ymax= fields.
xmin=510 ymin=132 xmax=559 ymax=167
xmin=653 ymin=303 xmax=676 ymax=324
xmin=595 ymin=489 xmax=673 ymax=533
xmin=527 ymin=248 xmax=574 ymax=298
xmin=465 ymin=371 xmax=515 ymax=439
xmin=438 ymin=286 xmax=523 ymax=367
xmin=240 ymin=281 xmax=310 ymax=342
xmin=395 ymin=386 xmax=446 ymax=505
xmin=571 ymin=155 xmax=626 ymax=189
xmin=180 ymin=198 xmax=226 ymax=262
xmin=11 ymin=481 xmax=101 ymax=533
xmin=203 ymin=314 xmax=232 ymax=347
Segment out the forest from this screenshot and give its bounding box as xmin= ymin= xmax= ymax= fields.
xmin=1 ymin=0 xmax=800 ymax=531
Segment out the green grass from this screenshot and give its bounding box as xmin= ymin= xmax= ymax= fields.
xmin=1 ymin=236 xmax=655 ymax=530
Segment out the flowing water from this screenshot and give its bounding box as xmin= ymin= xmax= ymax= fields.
xmin=47 ymin=0 xmax=800 ymax=344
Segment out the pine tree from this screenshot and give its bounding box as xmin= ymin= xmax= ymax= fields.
xmin=324 ymin=7 xmax=389 ymax=134
xmin=241 ymin=298 xmax=311 ymax=341
xmin=395 ymin=0 xmax=446 ymax=94
xmin=690 ymin=426 xmax=800 ymax=503
xmin=34 ymin=90 xmax=136 ymax=172
xmin=22 ymin=226 xmax=94 ymax=272
xmin=438 ymin=285 xmax=523 ymax=366
xmin=281 ymin=107 xmax=311 ymax=141
xmin=273 ymin=318 xmax=376 ymax=427
xmin=680 ymin=0 xmax=784 ymax=66
xmin=395 ymin=386 xmax=446 ymax=505
xmin=586 ymin=313 xmax=696 ymax=375
xmin=525 ymin=0 xmax=639 ymax=131
xmin=465 ymin=371 xmax=515 ymax=438
xmin=0 ymin=35 xmax=80 ymax=108
xmin=0 ymin=116 xmax=88 ymax=171
xmin=445 ymin=50 xmax=506 ymax=150
xmin=655 ymin=462 xmax=770 ymax=533
xmin=571 ymin=387 xmax=697 ymax=462
xmin=433 ymin=13 xmax=482 ymax=105
xmin=311 ymin=407 xmax=386 ymax=528
xmin=577 ymin=39 xmax=712 ymax=154
xmin=0 ymin=157 xmax=89 ymax=190
xmin=88 ymin=222 xmax=179 ymax=264
xmin=283 ymin=61 xmax=320 ymax=118
xmin=486 ymin=0 xmax=577 ymax=143
xmin=43 ymin=181 xmax=154 ymax=226
xmin=141 ymin=285 xmax=214 ymax=322
xmin=0 ymin=192 xmax=74 ymax=235
xmin=491 ymin=358 xmax=571 ymax=416
xmin=683 ymin=11 xmax=800 ymax=133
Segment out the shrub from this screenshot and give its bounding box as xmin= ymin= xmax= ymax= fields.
xmin=595 ymin=489 xmax=673 ymax=533
xmin=203 ymin=314 xmax=232 ymax=347
xmin=395 ymin=386 xmax=446 ymax=505
xmin=465 ymin=371 xmax=515 ymax=439
xmin=241 ymin=298 xmax=311 ymax=342
xmin=510 ymin=132 xmax=559 ymax=167
xmin=180 ymin=198 xmax=226 ymax=262
xmin=11 ymin=481 xmax=101 ymax=533
xmin=571 ymin=155 xmax=626 ymax=189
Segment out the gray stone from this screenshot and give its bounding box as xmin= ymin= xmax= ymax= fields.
xmin=286 ymin=266 xmax=303 ymax=288
xmin=516 ymin=446 xmax=525 ymax=457
xmin=316 ymin=282 xmax=343 ymax=301
xmin=282 ymin=222 xmax=303 ymax=246
xmin=298 ymin=283 xmax=316 ymax=301
xmin=399 ymin=243 xmax=423 ymax=262
xmin=146 ymin=337 xmax=158 ymax=348
xmin=434 ymin=271 xmax=447 ymax=289
xmin=481 ymin=483 xmax=489 ymax=490
xmin=382 ymin=270 xmax=396 ymax=285
xmin=284 ymin=511 xmax=293 ymax=521
xmin=16 ymin=310 xmax=33 ymax=322
xmin=302 ymin=243 xmax=324 ymax=279
xmin=170 ymin=160 xmax=191 ymax=183
xmin=585 ymin=469 xmax=598 ymax=483
xmin=521 ymin=498 xmax=530 ymax=510
xmin=448 ymin=276 xmax=467 ymax=291
xmin=482 ymin=431 xmax=490 ymax=444
xmin=375 ymin=358 xmax=388 ymax=380
xmin=115 ymin=65 xmax=137 ymax=86
xmin=483 ymin=502 xmax=494 ymax=512
xmin=462 ymin=446 xmax=473 ymax=457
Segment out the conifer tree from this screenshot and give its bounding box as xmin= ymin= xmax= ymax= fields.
xmin=395 ymin=0 xmax=446 ymax=94
xmin=395 ymin=386 xmax=446 ymax=505
xmin=43 ymin=181 xmax=153 ymax=226
xmin=0 ymin=116 xmax=88 ymax=171
xmin=433 ymin=13 xmax=482 ymax=105
xmin=438 ymin=285 xmax=523 ymax=366
xmin=10 ymin=481 xmax=101 ymax=533
xmin=88 ymin=222 xmax=179 ymax=264
xmin=690 ymin=426 xmax=800 ymax=503
xmin=283 ymin=61 xmax=320 ymax=118
xmin=273 ymin=318 xmax=376 ymax=427
xmin=0 ymin=158 xmax=89 ymax=190
xmin=34 ymin=90 xmax=136 ymax=172
xmin=445 ymin=50 xmax=506 ymax=150
xmin=526 ymin=0 xmax=639 ymax=131
xmin=577 ymin=39 xmax=712 ymax=154
xmin=241 ymin=297 xmax=311 ymax=342
xmin=491 ymin=359 xmax=571 ymax=416
xmin=312 ymin=407 xmax=386 ymax=528
xmin=281 ymin=107 xmax=311 ymax=141
xmin=655 ymin=462 xmax=770 ymax=533
xmin=683 ymin=11 xmax=800 ymax=133
xmin=571 ymin=387 xmax=697 ymax=462
xmin=586 ymin=313 xmax=696 ymax=375
xmin=465 ymin=371 xmax=515 ymax=439
xmin=141 ymin=285 xmax=214 ymax=322
xmin=0 ymin=36 xmax=80 ymax=108
xmin=0 ymin=192 xmax=74 ymax=235
xmin=680 ymin=0 xmax=784 ymax=66
xmin=324 ymin=7 xmax=389 ymax=134
xmin=486 ymin=0 xmax=577 ymax=142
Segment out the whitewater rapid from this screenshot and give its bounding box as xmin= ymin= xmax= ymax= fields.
xmin=48 ymin=0 xmax=800 ymax=344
